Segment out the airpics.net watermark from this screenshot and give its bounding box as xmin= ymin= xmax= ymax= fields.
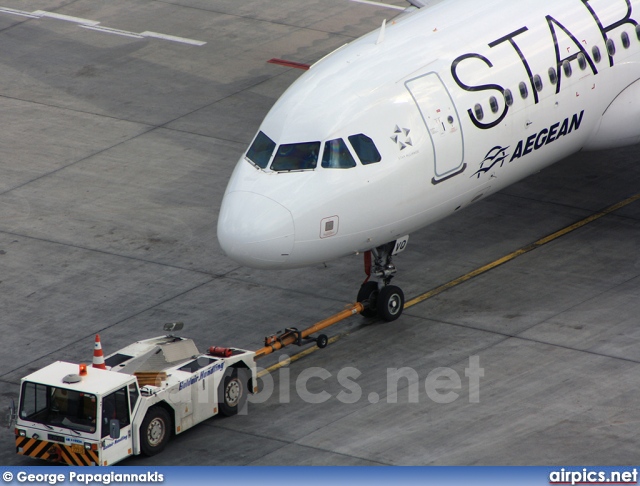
xmin=163 ymin=355 xmax=484 ymax=412
xmin=244 ymin=355 xmax=484 ymax=409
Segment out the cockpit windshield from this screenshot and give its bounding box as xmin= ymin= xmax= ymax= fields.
xmin=271 ymin=141 xmax=320 ymax=171
xmin=246 ymin=131 xmax=276 ymax=169
xmin=321 ymin=138 xmax=356 ymax=169
xmin=20 ymin=382 xmax=97 ymax=434
xmin=245 ymin=132 xmax=381 ymax=172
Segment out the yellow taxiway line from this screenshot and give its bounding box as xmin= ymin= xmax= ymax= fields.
xmin=404 ymin=192 xmax=640 ymax=308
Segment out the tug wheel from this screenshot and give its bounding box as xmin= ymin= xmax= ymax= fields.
xmin=140 ymin=406 xmax=171 ymax=456
xmin=219 ymin=368 xmax=246 ymax=417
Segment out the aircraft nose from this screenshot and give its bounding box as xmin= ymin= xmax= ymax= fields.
xmin=217 ymin=191 xmax=294 ymax=268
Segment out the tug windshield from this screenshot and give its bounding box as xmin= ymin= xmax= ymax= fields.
xmin=19 ymin=382 xmax=97 ymax=434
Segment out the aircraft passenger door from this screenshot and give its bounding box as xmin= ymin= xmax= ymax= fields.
xmin=405 ymin=73 xmax=465 ymax=184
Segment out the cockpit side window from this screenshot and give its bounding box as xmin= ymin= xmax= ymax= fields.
xmin=321 ymin=139 xmax=356 ymax=169
xmin=348 ymin=134 xmax=381 ymax=165
xmin=246 ymin=131 xmax=276 ymax=169
xmin=271 ymin=142 xmax=320 ymax=172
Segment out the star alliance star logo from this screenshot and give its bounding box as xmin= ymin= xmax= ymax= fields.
xmin=391 ymin=125 xmax=412 ymax=150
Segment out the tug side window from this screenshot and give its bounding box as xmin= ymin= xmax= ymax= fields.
xmin=128 ymin=383 xmax=139 ymax=413
xmin=101 ymin=387 xmax=130 ymax=438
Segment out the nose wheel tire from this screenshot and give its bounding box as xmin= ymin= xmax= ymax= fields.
xmin=377 ymin=285 xmax=404 ymax=321
xmin=357 ymin=281 xmax=379 ymax=318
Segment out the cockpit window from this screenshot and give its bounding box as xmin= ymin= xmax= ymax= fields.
xmin=321 ymin=139 xmax=356 ymax=169
xmin=246 ymin=131 xmax=276 ymax=169
xmin=271 ymin=142 xmax=320 ymax=172
xmin=348 ymin=134 xmax=381 ymax=165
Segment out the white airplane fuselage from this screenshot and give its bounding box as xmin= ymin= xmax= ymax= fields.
xmin=218 ymin=0 xmax=640 ymax=270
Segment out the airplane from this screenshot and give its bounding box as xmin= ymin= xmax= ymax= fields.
xmin=217 ymin=0 xmax=640 ymax=322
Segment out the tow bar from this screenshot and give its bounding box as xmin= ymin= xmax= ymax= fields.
xmin=255 ymin=302 xmax=365 ymax=359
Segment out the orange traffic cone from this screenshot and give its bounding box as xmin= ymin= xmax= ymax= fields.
xmin=92 ymin=334 xmax=106 ymax=370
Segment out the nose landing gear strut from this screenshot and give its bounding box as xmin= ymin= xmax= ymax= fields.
xmin=357 ymin=237 xmax=407 ymax=322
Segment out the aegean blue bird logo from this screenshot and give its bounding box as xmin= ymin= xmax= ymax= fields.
xmin=473 ymin=145 xmax=510 ymax=178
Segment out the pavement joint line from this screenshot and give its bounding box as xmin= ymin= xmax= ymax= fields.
xmin=407 ymin=311 xmax=640 ymax=366
xmin=155 ymin=63 xmax=306 ymax=132
xmin=0 ymin=91 xmax=253 ymax=147
xmin=0 ymin=93 xmax=157 ymax=128
xmin=513 ymin=331 xmax=640 ymax=365
xmin=258 ymin=192 xmax=640 ymax=375
xmin=208 ymin=422 xmax=391 ymax=466
xmin=0 ymin=228 xmax=215 ymax=277
xmin=0 ymin=124 xmax=157 ymax=199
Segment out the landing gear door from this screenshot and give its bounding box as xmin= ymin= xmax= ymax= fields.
xmin=405 ymin=73 xmax=465 ymax=184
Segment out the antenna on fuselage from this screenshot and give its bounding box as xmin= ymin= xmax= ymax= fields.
xmin=376 ymin=19 xmax=387 ymax=45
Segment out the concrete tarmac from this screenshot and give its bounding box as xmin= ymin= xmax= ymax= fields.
xmin=1 ymin=0 xmax=640 ymax=466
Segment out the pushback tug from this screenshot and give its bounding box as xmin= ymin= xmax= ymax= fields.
xmin=10 ymin=324 xmax=257 ymax=466
xmin=8 ymin=304 xmax=363 ymax=466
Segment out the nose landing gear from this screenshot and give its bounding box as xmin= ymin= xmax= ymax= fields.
xmin=357 ymin=237 xmax=408 ymax=321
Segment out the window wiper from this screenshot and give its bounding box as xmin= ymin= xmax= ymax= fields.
xmin=60 ymin=418 xmax=83 ymax=435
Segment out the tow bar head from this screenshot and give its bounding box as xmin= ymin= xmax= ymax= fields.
xmin=264 ymin=328 xmax=329 ymax=349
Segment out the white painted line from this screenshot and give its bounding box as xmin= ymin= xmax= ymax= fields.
xmin=0 ymin=7 xmax=40 ymax=18
xmin=349 ymin=0 xmax=406 ymax=11
xmin=79 ymin=25 xmax=144 ymax=39
xmin=31 ymin=10 xmax=100 ymax=26
xmin=0 ymin=6 xmax=206 ymax=46
xmin=141 ymin=31 xmax=206 ymax=46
